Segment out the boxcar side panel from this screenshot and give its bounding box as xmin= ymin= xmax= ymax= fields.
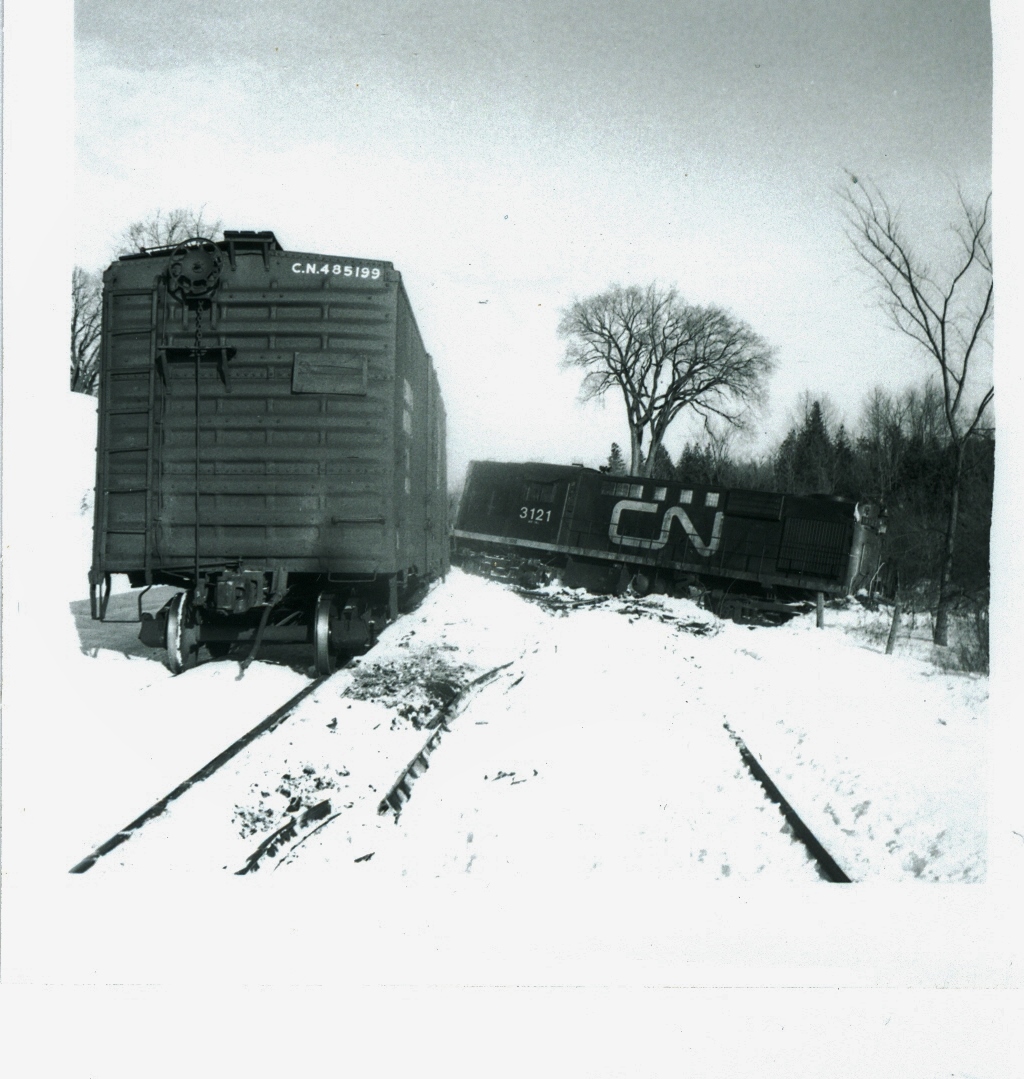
xmin=390 ymin=283 xmax=449 ymax=583
xmin=93 ymin=248 xmax=408 ymax=579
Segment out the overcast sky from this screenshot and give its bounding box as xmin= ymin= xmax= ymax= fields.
xmin=74 ymin=0 xmax=993 ymax=486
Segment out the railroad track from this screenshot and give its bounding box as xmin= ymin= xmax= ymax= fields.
xmin=245 ymin=660 xmax=519 ymax=874
xmin=723 ymin=722 xmax=851 ymax=883
xmin=68 ymin=652 xmax=521 ymax=876
xmin=69 ymin=655 xmax=850 ymax=882
xmin=69 ymin=675 xmax=331 ymax=873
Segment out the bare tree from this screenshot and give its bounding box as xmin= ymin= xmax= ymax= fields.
xmin=859 ymin=386 xmax=910 ymax=497
xmin=844 ymin=177 xmax=993 ymax=644
xmin=71 ymin=267 xmax=103 ymax=395
xmin=559 ymin=283 xmax=775 ymax=476
xmin=71 ymin=208 xmax=223 ymax=393
xmin=698 ymin=416 xmax=741 ymax=481
xmin=117 ymin=206 xmax=222 ymax=255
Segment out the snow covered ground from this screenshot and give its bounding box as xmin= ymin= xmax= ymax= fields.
xmin=7 ymin=392 xmax=1018 ymax=1000
xmin=45 ymin=391 xmax=990 ymax=883
xmin=65 ymin=568 xmax=988 ymax=885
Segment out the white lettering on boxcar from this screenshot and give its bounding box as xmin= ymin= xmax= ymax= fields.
xmin=290 ymin=262 xmax=382 ymax=280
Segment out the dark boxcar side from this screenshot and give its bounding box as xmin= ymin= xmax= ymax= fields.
xmin=91 ymin=232 xmax=447 ymax=672
xmin=392 ymin=284 xmax=449 ymax=582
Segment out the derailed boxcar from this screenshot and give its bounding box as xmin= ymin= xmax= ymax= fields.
xmin=90 ymin=231 xmax=447 ymax=672
xmin=452 ymin=461 xmax=884 ymax=621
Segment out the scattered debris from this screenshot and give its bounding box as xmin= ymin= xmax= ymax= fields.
xmin=345 ymin=650 xmax=476 ymax=729
xmin=233 ymin=764 xmax=350 ymax=839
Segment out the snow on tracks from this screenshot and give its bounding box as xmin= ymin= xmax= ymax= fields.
xmin=67 ymin=570 xmax=986 ymax=882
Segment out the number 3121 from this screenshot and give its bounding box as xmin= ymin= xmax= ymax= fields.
xmin=520 ymin=506 xmax=551 ymax=523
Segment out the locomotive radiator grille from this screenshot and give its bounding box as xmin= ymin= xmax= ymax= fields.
xmin=776 ymin=517 xmax=850 ymax=581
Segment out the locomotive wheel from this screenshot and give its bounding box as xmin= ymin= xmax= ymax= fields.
xmin=631 ymin=572 xmax=652 ymax=597
xmin=166 ymin=591 xmax=199 ymax=674
xmin=313 ymin=592 xmax=337 ymax=676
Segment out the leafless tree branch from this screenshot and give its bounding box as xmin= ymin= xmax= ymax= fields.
xmin=117 ymin=206 xmax=223 ymax=255
xmin=71 ymin=267 xmax=103 ymax=395
xmin=842 ymin=174 xmax=993 ymax=644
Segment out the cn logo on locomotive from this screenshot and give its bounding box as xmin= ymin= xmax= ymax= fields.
xmin=608 ymin=500 xmax=724 ymax=556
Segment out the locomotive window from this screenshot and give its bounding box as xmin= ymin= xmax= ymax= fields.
xmin=705 ymin=492 xmax=720 ymax=507
xmin=600 ymin=481 xmax=644 ymax=498
xmin=523 ymin=482 xmax=556 ymax=503
xmin=653 ymin=487 xmax=667 ymax=502
xmin=679 ymin=489 xmax=693 ymax=504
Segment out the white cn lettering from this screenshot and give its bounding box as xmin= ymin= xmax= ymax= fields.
xmin=320 ymin=263 xmax=329 ymax=274
xmin=608 ymin=500 xmax=723 ymax=557
xmin=608 ymin=500 xmax=658 ymax=548
xmin=306 ymin=263 xmax=317 ymax=273
xmin=291 ymin=262 xmax=302 ymax=272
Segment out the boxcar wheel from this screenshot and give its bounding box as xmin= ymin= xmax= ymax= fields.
xmin=314 ymin=592 xmax=336 ymax=676
xmin=166 ymin=591 xmax=199 ymax=674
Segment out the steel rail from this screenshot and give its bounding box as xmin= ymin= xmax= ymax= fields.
xmin=235 ymin=660 xmax=518 ymax=873
xmin=723 ymin=722 xmax=852 ymax=883
xmin=376 ymin=661 xmax=515 ymax=819
xmin=69 ymin=675 xmax=330 ymax=874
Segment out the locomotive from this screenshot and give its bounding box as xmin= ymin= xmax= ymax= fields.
xmin=452 ymin=460 xmax=885 ymax=621
xmin=89 ymin=231 xmax=448 ymax=673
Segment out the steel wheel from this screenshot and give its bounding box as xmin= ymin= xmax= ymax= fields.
xmin=166 ymin=591 xmax=199 ymax=674
xmin=313 ymin=592 xmax=336 ymax=676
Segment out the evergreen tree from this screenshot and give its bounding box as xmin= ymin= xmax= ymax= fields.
xmin=831 ymin=424 xmax=857 ymax=496
xmin=677 ymin=442 xmax=714 ymax=485
xmin=606 ymin=442 xmax=627 ymax=475
xmin=792 ymin=400 xmax=834 ymax=493
xmin=773 ymin=429 xmax=799 ymax=492
xmin=650 ymin=443 xmax=676 ymax=480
